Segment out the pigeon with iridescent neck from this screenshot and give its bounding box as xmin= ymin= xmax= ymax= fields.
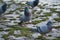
xmin=18 ymin=6 xmax=32 ymax=26
xmin=31 ymin=19 xmax=53 ymax=37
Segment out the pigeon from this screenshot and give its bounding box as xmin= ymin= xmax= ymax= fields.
xmin=0 ymin=2 xmax=7 ymax=16
xmin=31 ymin=20 xmax=53 ymax=37
xmin=18 ymin=6 xmax=32 ymax=26
xmin=26 ymin=0 xmax=39 ymax=8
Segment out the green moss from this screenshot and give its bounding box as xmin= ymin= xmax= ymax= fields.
xmin=44 ymin=12 xmax=51 ymax=16
xmin=53 ymin=38 xmax=60 ymax=40
xmin=8 ymin=29 xmax=14 ymax=35
xmin=14 ymin=34 xmax=21 ymax=37
xmin=7 ymin=4 xmax=11 ymax=8
xmin=0 ymin=28 xmax=4 ymax=31
xmin=37 ymin=10 xmax=43 ymax=14
xmin=42 ymin=18 xmax=48 ymax=21
xmin=58 ymin=13 xmax=60 ymax=17
xmin=36 ymin=36 xmax=48 ymax=40
xmin=48 ymin=35 xmax=52 ymax=37
xmin=0 ymin=0 xmax=3 ymax=3
xmin=32 ymin=18 xmax=48 ymax=25
xmin=2 ymin=34 xmax=9 ymax=40
xmin=12 ymin=28 xmax=31 ymax=37
xmin=0 ymin=16 xmax=7 ymax=20
xmin=7 ymin=27 xmax=32 ymax=37
xmin=18 ymin=28 xmax=32 ymax=37
xmin=13 ymin=28 xmax=32 ymax=37
xmin=55 ymin=11 xmax=60 ymax=13
xmin=16 ymin=12 xmax=20 ymax=14
xmin=50 ymin=8 xmax=57 ymax=12
xmin=10 ymin=18 xmax=16 ymax=20
xmin=54 ymin=18 xmax=60 ymax=22
xmin=8 ymin=27 xmax=18 ymax=35
xmin=32 ymin=20 xmax=42 ymax=25
xmin=52 ymin=26 xmax=60 ymax=29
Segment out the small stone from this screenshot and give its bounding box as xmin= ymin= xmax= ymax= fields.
xmin=3 ymin=28 xmax=10 ymax=31
xmin=9 ymin=4 xmax=18 ymax=11
xmin=14 ymin=30 xmax=21 ymax=34
xmin=0 ymin=24 xmax=7 ymax=28
xmin=32 ymin=33 xmax=41 ymax=38
xmin=46 ymin=37 xmax=56 ymax=39
xmin=3 ymin=31 xmax=9 ymax=34
xmin=8 ymin=36 xmax=15 ymax=40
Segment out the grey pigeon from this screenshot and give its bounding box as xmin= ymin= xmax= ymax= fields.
xmin=26 ymin=0 xmax=39 ymax=8
xmin=18 ymin=6 xmax=32 ymax=25
xmin=31 ymin=20 xmax=53 ymax=37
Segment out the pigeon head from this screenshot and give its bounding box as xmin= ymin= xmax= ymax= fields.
xmin=47 ymin=20 xmax=52 ymax=26
xmin=46 ymin=20 xmax=53 ymax=32
xmin=2 ymin=2 xmax=7 ymax=12
xmin=33 ymin=0 xmax=39 ymax=6
xmin=24 ymin=7 xmax=31 ymax=16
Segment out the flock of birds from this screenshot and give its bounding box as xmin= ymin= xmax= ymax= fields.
xmin=0 ymin=0 xmax=53 ymax=38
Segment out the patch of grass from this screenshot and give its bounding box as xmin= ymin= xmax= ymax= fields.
xmin=13 ymin=27 xmax=32 ymax=37
xmin=7 ymin=4 xmax=11 ymax=8
xmin=7 ymin=27 xmax=32 ymax=37
xmin=52 ymin=26 xmax=60 ymax=29
xmin=1 ymin=17 xmax=6 ymax=20
xmin=53 ymin=38 xmax=60 ymax=40
xmin=42 ymin=18 xmax=48 ymax=21
xmin=54 ymin=18 xmax=60 ymax=22
xmin=50 ymin=8 xmax=57 ymax=12
xmin=0 ymin=28 xmax=4 ymax=31
xmin=32 ymin=18 xmax=48 ymax=25
xmin=10 ymin=18 xmax=16 ymax=20
xmin=14 ymin=34 xmax=22 ymax=37
xmin=58 ymin=13 xmax=60 ymax=17
xmin=48 ymin=35 xmax=52 ymax=37
xmin=37 ymin=10 xmax=43 ymax=14
xmin=2 ymin=34 xmax=9 ymax=40
xmin=8 ymin=28 xmax=14 ymax=35
xmin=55 ymin=11 xmax=60 ymax=13
xmin=13 ymin=28 xmax=32 ymax=37
xmin=16 ymin=12 xmax=20 ymax=14
xmin=36 ymin=36 xmax=48 ymax=40
xmin=32 ymin=20 xmax=42 ymax=25
xmin=44 ymin=12 xmax=51 ymax=16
